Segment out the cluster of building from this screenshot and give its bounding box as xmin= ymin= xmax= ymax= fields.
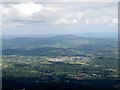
xmin=47 ymin=56 xmax=86 ymax=62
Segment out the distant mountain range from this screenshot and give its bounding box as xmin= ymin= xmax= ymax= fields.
xmin=3 ymin=32 xmax=118 ymax=40
xmin=2 ymin=35 xmax=118 ymax=56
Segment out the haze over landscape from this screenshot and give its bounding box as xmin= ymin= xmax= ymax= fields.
xmin=1 ymin=0 xmax=119 ymax=90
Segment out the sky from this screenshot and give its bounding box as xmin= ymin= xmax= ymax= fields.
xmin=1 ymin=0 xmax=118 ymax=36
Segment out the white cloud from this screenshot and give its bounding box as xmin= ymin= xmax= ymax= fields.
xmin=54 ymin=18 xmax=78 ymax=25
xmin=2 ymin=3 xmax=43 ymax=18
xmin=1 ymin=0 xmax=119 ymax=2
xmin=12 ymin=3 xmax=43 ymax=16
xmin=112 ymin=18 xmax=118 ymax=24
xmin=55 ymin=18 xmax=69 ymax=24
xmin=1 ymin=2 xmax=118 ymax=27
xmin=44 ymin=7 xmax=57 ymax=12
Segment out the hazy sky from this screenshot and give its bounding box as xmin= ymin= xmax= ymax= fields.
xmin=1 ymin=0 xmax=118 ymax=35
